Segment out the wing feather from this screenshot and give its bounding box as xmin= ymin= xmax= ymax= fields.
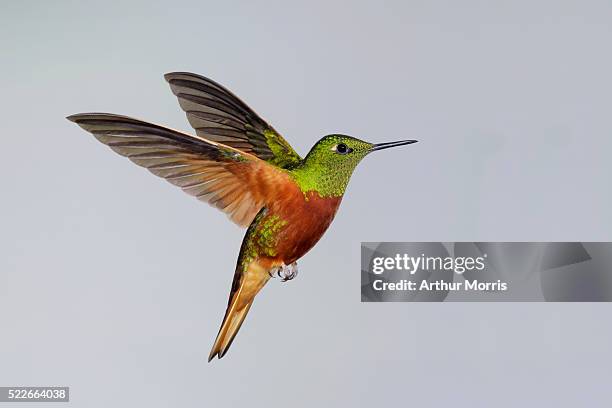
xmin=165 ymin=72 xmax=302 ymax=169
xmin=68 ymin=113 xmax=291 ymax=227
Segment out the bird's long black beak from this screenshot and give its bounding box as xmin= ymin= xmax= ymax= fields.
xmin=369 ymin=140 xmax=418 ymax=152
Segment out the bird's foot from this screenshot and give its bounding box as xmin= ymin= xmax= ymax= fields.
xmin=270 ymin=262 xmax=298 ymax=282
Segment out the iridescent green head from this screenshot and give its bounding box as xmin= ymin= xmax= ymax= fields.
xmin=290 ymin=134 xmax=417 ymax=197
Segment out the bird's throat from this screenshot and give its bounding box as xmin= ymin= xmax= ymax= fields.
xmin=289 ymin=162 xmax=351 ymax=198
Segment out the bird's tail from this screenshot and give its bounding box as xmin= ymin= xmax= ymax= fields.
xmin=208 ymin=260 xmax=271 ymax=361
xmin=208 ymin=301 xmax=254 ymax=361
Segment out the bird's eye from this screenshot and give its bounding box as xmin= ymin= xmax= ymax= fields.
xmin=335 ymin=143 xmax=352 ymax=154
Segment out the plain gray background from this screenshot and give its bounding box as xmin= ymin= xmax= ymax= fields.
xmin=1 ymin=0 xmax=611 ymax=407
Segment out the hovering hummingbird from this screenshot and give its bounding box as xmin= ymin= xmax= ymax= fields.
xmin=68 ymin=72 xmax=417 ymax=361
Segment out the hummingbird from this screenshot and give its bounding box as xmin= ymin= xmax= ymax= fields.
xmin=68 ymin=72 xmax=417 ymax=361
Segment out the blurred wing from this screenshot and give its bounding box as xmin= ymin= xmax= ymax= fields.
xmin=68 ymin=113 xmax=289 ymax=227
xmin=164 ymin=72 xmax=302 ymax=169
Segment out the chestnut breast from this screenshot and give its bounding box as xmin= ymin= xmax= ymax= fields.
xmin=268 ymin=189 xmax=343 ymax=265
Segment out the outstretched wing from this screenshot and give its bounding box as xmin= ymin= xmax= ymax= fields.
xmin=164 ymin=72 xmax=302 ymax=169
xmin=68 ymin=113 xmax=290 ymax=227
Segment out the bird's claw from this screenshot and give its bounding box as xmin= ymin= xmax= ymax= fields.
xmin=280 ymin=262 xmax=298 ymax=282
xmin=270 ymin=262 xmax=298 ymax=282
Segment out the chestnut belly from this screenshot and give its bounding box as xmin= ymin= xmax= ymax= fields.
xmin=271 ymin=192 xmax=342 ymax=264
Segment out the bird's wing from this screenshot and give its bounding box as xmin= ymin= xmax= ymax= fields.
xmin=68 ymin=113 xmax=290 ymax=227
xmin=164 ymin=72 xmax=303 ymax=169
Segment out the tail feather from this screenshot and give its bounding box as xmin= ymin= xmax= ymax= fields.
xmin=208 ymin=302 xmax=253 ymax=361
xmin=208 ymin=258 xmax=271 ymax=361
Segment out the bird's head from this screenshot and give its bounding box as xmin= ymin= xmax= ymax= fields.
xmin=292 ymin=134 xmax=417 ymax=197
